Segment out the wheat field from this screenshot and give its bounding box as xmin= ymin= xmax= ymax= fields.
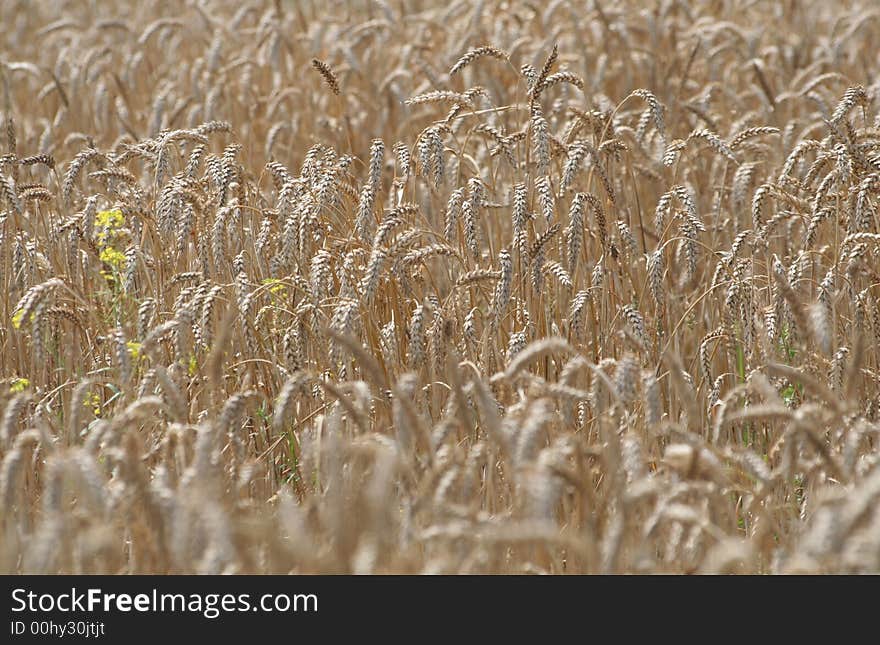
xmin=1 ymin=0 xmax=880 ymax=574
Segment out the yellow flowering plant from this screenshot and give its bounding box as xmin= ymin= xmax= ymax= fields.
xmin=9 ymin=377 xmax=30 ymax=393
xmin=95 ymin=209 xmax=128 ymax=283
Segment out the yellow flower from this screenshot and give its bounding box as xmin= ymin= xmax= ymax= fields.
xmin=127 ymin=341 xmax=142 ymax=361
xmin=95 ymin=210 xmax=128 ymax=273
xmin=99 ymin=246 xmax=127 ymax=270
xmin=9 ymin=377 xmax=30 ymax=393
xmin=95 ymin=209 xmax=125 ymax=230
xmin=11 ymin=309 xmax=36 ymax=329
xmin=83 ymin=391 xmax=102 ymax=417
xmin=261 ymin=278 xmax=287 ymax=295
